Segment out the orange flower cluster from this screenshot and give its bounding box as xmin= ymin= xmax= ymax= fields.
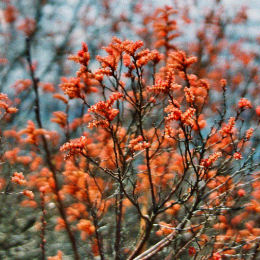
xmin=61 ymin=160 xmax=110 ymax=211
xmin=53 ymin=93 xmax=68 ymax=104
xmin=96 ymin=37 xmax=127 ymax=72
xmin=165 ymin=99 xmax=181 ymax=120
xmin=4 ymin=147 xmax=31 ymax=165
xmin=165 ymin=100 xmax=196 ymax=127
xmin=238 ymin=98 xmax=252 ymax=109
xmin=77 ymin=219 xmax=95 ymax=235
xmin=19 ymin=120 xmax=46 ymax=145
xmin=128 ymin=136 xmax=150 ymax=151
xmin=88 ymin=92 xmax=123 ymax=127
xmin=3 ymin=4 xmax=18 ymax=23
xmin=135 ymin=49 xmax=163 ymax=67
xmin=164 ymin=201 xmax=181 ymax=215
xmin=168 ymin=51 xmax=197 ymax=71
xmin=66 ymin=203 xmax=87 ymax=222
xmin=233 ymin=152 xmax=242 ymax=160
xmin=60 ymin=136 xmax=88 ymax=159
xmin=23 ymin=189 xmax=34 ymax=199
xmin=17 ymin=18 xmax=36 ymax=36
xmin=12 ymin=79 xmax=32 ymax=94
xmin=148 ymin=72 xmax=181 ymax=93
xmin=201 ymin=152 xmax=222 ymax=168
xmin=165 ymin=106 xmax=182 ymax=121
xmin=51 ymin=111 xmax=67 ymax=128
xmin=68 ymin=42 xmax=90 ymax=67
xmin=181 ymin=107 xmax=196 ymax=126
xmin=96 ymin=37 xmax=161 ymax=76
xmin=0 ymin=93 xmax=18 ymax=114
xmin=245 ymin=128 xmax=254 ymax=140
xmin=220 ymin=117 xmax=236 ymax=136
xmin=153 ymin=6 xmax=179 ymax=50
xmin=116 ymin=38 xmax=144 ymax=56
xmin=55 ymin=217 xmax=66 ymax=231
xmin=59 ymin=77 xmax=84 ymax=99
xmin=39 ymin=82 xmax=55 ymax=93
xmin=47 ymin=250 xmax=63 ymax=260
xmin=27 ymin=167 xmax=56 ymax=195
xmin=77 ymin=219 xmax=95 ymax=240
xmin=156 ymin=221 xmax=175 ymax=236
xmin=184 ymin=86 xmax=195 ymax=103
xmin=11 ymin=172 xmax=26 ymax=185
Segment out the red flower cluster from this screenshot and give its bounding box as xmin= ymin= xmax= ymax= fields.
xmin=60 ymin=136 xmax=88 ymax=159
xmin=201 ymin=152 xmax=222 ymax=168
xmin=220 ymin=117 xmax=236 ymax=136
xmin=88 ymin=92 xmax=123 ymax=127
xmin=68 ymin=42 xmax=90 ymax=67
xmin=128 ymin=136 xmax=150 ymax=151
xmin=0 ymin=93 xmax=18 ymax=114
xmin=11 ymin=172 xmax=26 ymax=185
xmin=238 ymin=98 xmax=252 ymax=109
xmin=59 ymin=77 xmax=84 ymax=99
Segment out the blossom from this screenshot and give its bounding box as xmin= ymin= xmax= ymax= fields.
xmin=238 ymin=98 xmax=252 ymax=109
xmin=77 ymin=219 xmax=95 ymax=240
xmin=88 ymin=119 xmax=109 ymax=129
xmin=201 ymin=152 xmax=222 ymax=168
xmin=12 ymin=79 xmax=32 ymax=94
xmin=51 ymin=111 xmax=67 ymax=128
xmin=237 ymin=189 xmax=246 ymax=197
xmin=3 ymin=5 xmax=17 ymax=23
xmin=153 ymin=6 xmax=179 ymax=50
xmin=189 ymin=247 xmax=196 ymax=256
xmin=47 ymin=250 xmax=63 ymax=260
xmin=148 ymin=78 xmax=181 ymax=94
xmin=245 ymin=128 xmax=254 ymax=140
xmin=220 ymin=117 xmax=235 ymax=136
xmin=59 ymin=77 xmax=83 ymax=99
xmin=184 ymin=87 xmax=195 ymax=103
xmin=88 ymin=92 xmax=123 ymax=126
xmin=68 ymin=42 xmax=90 ymax=66
xmin=181 ymin=107 xmax=196 ymax=126
xmin=233 ymin=152 xmax=242 ymax=160
xmin=11 ymin=172 xmax=26 ymax=185
xmin=128 ymin=136 xmax=150 ymax=151
xmin=60 ymin=136 xmax=88 ymax=159
xmin=123 ymin=53 xmax=131 ymax=67
xmin=165 ymin=107 xmax=182 ymax=121
xmin=0 ymin=93 xmax=18 ymax=115
xmin=19 ymin=120 xmax=46 ymax=145
xmin=53 ymin=93 xmax=68 ymax=104
xmin=23 ymin=190 xmax=35 ymax=199
xmin=120 ymin=39 xmax=144 ymax=56
xmin=55 ymin=217 xmax=66 ymax=231
xmin=169 ymin=51 xmax=197 ymax=71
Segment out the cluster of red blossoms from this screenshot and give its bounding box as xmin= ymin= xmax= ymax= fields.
xmin=60 ymin=136 xmax=88 ymax=159
xmin=128 ymin=135 xmax=150 ymax=151
xmin=88 ymin=92 xmax=123 ymax=128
